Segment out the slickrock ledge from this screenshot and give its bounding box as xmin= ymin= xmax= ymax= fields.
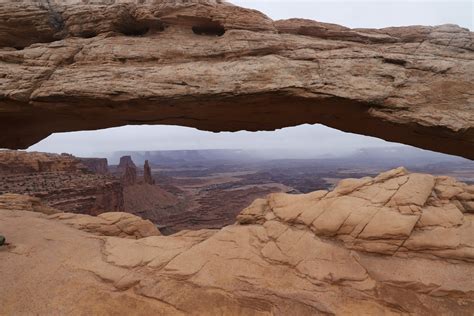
xmin=0 ymin=1 xmax=473 ymax=158
xmin=1 ymin=168 xmax=473 ymax=315
xmin=0 ymin=193 xmax=161 ymax=238
xmin=238 ymin=167 xmax=474 ymax=261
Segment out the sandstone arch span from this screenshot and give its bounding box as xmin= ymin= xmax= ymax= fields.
xmin=0 ymin=1 xmax=473 ymax=158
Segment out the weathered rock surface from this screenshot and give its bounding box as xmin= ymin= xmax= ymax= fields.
xmin=0 ymin=150 xmax=124 ymax=214
xmin=117 ymin=155 xmax=138 ymax=186
xmin=1 ymin=168 xmax=473 ymax=315
xmin=117 ymin=155 xmax=136 ymax=171
xmin=0 ymin=1 xmax=473 ymax=158
xmin=0 ymin=192 xmax=160 ymax=238
xmin=238 ymin=167 xmax=474 ymax=260
xmin=77 ymin=157 xmax=109 ymax=174
xmin=49 ymin=211 xmax=161 ymax=238
xmin=143 ymin=160 xmax=154 ymax=185
xmin=122 ymin=163 xmax=137 ymax=186
xmin=0 ymin=150 xmax=88 ymax=174
xmin=0 ymin=193 xmax=58 ymax=215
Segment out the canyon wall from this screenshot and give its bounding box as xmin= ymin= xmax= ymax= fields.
xmin=0 ymin=1 xmax=472 ymax=158
xmin=77 ymin=157 xmax=109 ymax=174
xmin=0 ymin=150 xmax=124 ymax=215
xmin=0 ymin=150 xmax=88 ymax=174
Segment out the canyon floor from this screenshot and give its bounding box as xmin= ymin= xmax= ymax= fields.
xmin=1 ymin=167 xmax=473 ymax=315
xmin=120 ymin=148 xmax=474 ymax=234
xmin=2 ymin=148 xmax=473 ymax=237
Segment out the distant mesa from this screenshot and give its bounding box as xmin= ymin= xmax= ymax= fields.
xmin=117 ymin=155 xmax=137 ymax=172
xmin=116 ymin=155 xmax=155 ymax=186
xmin=77 ymin=158 xmax=109 ymax=175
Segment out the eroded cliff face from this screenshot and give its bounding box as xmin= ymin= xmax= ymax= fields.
xmin=0 ymin=150 xmax=124 ymax=214
xmin=0 ymin=1 xmax=473 ymax=158
xmin=0 ymin=168 xmax=473 ymax=315
xmin=77 ymin=157 xmax=109 ymax=174
xmin=0 ymin=150 xmax=88 ymax=173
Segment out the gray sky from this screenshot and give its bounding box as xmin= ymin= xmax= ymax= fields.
xmin=232 ymin=0 xmax=473 ymax=30
xmin=28 ymin=1 xmax=473 ymax=157
xmin=28 ymin=124 xmax=399 ymax=158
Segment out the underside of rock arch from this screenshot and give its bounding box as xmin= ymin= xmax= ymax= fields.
xmin=0 ymin=1 xmax=473 ymax=158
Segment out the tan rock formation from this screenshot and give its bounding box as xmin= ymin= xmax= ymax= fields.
xmin=0 ymin=193 xmax=58 ymax=215
xmin=0 ymin=192 xmax=159 ymax=238
xmin=143 ymin=160 xmax=154 ymax=185
xmin=0 ymin=2 xmax=472 ymax=158
xmin=1 ymin=168 xmax=473 ymax=314
xmin=0 ymin=150 xmax=88 ymax=174
xmin=238 ymin=167 xmax=474 ymax=259
xmin=49 ymin=211 xmax=161 ymax=238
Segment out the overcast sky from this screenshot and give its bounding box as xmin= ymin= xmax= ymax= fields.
xmin=28 ymin=0 xmax=473 ymax=157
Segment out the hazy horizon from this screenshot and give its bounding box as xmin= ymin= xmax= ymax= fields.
xmin=28 ymin=124 xmax=409 ymax=158
xmin=24 ymin=1 xmax=473 ymax=157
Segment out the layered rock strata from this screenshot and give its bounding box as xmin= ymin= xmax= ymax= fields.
xmin=0 ymin=150 xmax=124 ymax=214
xmin=117 ymin=155 xmax=138 ymax=186
xmin=78 ymin=157 xmax=109 ymax=174
xmin=0 ymin=168 xmax=473 ymax=315
xmin=0 ymin=193 xmax=58 ymax=215
xmin=0 ymin=1 xmax=472 ymax=159
xmin=122 ymin=163 xmax=137 ymax=186
xmin=0 ymin=192 xmax=160 ymax=238
xmin=0 ymin=150 xmax=88 ymax=174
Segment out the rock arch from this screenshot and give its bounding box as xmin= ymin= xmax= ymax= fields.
xmin=0 ymin=1 xmax=472 ymax=159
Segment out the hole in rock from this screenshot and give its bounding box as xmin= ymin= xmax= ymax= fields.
xmin=192 ymin=22 xmax=226 ymax=36
xmin=1 ymin=124 xmax=468 ymax=236
xmin=119 ymin=25 xmax=150 ymax=36
xmin=79 ymin=30 xmax=98 ymax=39
xmin=382 ymin=57 xmax=408 ymax=66
xmin=117 ymin=20 xmax=164 ymax=37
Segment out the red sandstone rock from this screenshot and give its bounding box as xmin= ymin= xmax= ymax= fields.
xmin=0 ymin=150 xmax=124 ymax=215
xmin=117 ymin=155 xmax=138 ymax=186
xmin=121 ymin=163 xmax=137 ymax=186
xmin=143 ymin=160 xmax=154 ymax=185
xmin=78 ymin=157 xmax=109 ymax=174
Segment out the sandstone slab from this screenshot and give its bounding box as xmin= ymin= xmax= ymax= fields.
xmin=1 ymin=169 xmax=473 ymax=315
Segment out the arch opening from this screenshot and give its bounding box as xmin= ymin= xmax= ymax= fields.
xmin=0 ymin=123 xmax=469 ymax=235
xmin=1 ymin=93 xmax=472 ymax=160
